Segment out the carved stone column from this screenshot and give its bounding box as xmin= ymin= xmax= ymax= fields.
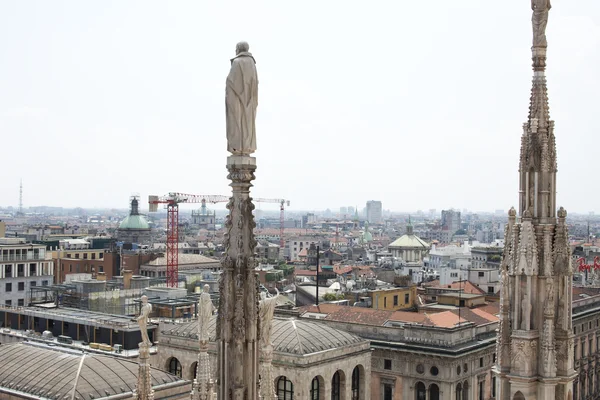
xmin=217 ymin=155 xmax=259 ymax=400
xmin=259 ymin=344 xmax=277 ymax=400
xmin=134 ymin=342 xmax=155 ymax=400
xmin=191 ymin=340 xmax=216 ymax=400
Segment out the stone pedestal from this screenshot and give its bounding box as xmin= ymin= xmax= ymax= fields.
xmin=217 ymin=155 xmax=260 ymax=400
xmin=259 ymin=345 xmax=277 ymax=400
xmin=134 ymin=342 xmax=155 ymax=400
xmin=191 ymin=340 xmax=216 ymax=400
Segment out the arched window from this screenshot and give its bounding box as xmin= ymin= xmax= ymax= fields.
xmin=277 ymin=376 xmax=294 ymax=400
xmin=331 ymin=371 xmax=341 ymax=400
xmin=168 ymin=357 xmax=182 ymax=377
xmin=513 ymin=391 xmax=526 ymax=400
xmin=351 ymin=366 xmax=360 ymax=400
xmin=191 ymin=362 xmax=198 ymax=380
xmin=415 ymin=382 xmax=426 ymax=400
xmin=430 ymin=384 xmax=440 ymax=400
xmin=456 ymin=383 xmax=463 ymax=400
xmin=311 ymin=377 xmax=320 ymax=400
xmin=463 ymin=381 xmax=469 ymax=400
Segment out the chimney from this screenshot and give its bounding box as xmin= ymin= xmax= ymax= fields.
xmin=123 ymin=269 xmax=133 ymax=290
xmin=96 ymin=272 xmax=106 ymax=281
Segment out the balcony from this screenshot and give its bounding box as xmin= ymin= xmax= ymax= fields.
xmin=0 ymin=254 xmax=45 ymax=262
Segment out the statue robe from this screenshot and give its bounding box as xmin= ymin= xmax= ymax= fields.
xmin=226 ymin=52 xmax=258 ymax=155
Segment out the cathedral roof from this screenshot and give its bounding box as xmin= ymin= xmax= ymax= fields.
xmin=161 ymin=316 xmax=366 ymax=356
xmin=0 ymin=342 xmax=181 ymax=400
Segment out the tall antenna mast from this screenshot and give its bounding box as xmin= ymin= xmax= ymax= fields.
xmin=19 ymin=179 xmax=23 ymax=215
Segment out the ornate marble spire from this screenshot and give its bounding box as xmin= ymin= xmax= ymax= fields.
xmin=217 ymin=42 xmax=261 ymax=400
xmin=134 ymin=343 xmax=155 ymax=400
xmin=494 ymin=4 xmax=575 ymax=400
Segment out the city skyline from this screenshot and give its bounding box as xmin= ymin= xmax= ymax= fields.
xmin=1 ymin=1 xmax=599 ymax=212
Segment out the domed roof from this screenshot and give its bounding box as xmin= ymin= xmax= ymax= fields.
xmin=162 ymin=316 xmax=365 ymax=355
xmin=0 ymin=342 xmax=181 ymax=399
xmin=389 ymin=234 xmax=430 ymax=249
xmin=119 ymin=214 xmax=150 ymax=230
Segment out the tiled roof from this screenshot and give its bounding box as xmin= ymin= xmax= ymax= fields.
xmin=448 ymin=307 xmax=498 ymax=326
xmin=300 ymin=304 xmax=498 ymax=328
xmin=429 ymin=280 xmax=486 ymax=295
xmin=477 ymin=302 xmax=500 ymax=316
xmin=423 ymin=311 xmax=467 ymax=328
xmin=300 ymin=304 xmax=427 ymax=326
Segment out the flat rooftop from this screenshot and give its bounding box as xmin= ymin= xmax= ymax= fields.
xmin=438 ymin=293 xmax=485 ymax=299
xmin=0 ymin=305 xmax=147 ymax=331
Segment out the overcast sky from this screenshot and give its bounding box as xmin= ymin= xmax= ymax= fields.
xmin=0 ymin=1 xmax=598 ymax=214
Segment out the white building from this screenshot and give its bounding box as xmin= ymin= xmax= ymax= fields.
xmin=428 ymin=242 xmax=472 ymax=270
xmin=0 ymin=237 xmax=54 ymax=306
xmin=467 ymin=268 xmax=500 ymax=295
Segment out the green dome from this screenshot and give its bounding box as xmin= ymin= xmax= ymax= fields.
xmin=119 ymin=214 xmax=150 ymax=230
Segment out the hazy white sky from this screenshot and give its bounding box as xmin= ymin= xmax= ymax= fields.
xmin=0 ymin=1 xmax=599 ymax=214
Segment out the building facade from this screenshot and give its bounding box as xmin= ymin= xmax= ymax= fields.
xmin=0 ymin=238 xmax=54 ymax=306
xmin=300 ymin=304 xmax=499 ymax=400
xmin=367 ymin=201 xmax=383 ymax=225
xmin=156 ymin=316 xmax=371 ymax=399
xmin=441 ymin=210 xmax=461 ymax=234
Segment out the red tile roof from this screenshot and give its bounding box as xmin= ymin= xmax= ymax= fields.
xmin=298 ymin=304 xmax=497 ymax=328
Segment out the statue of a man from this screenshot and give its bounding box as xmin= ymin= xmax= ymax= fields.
xmin=258 ymin=289 xmax=279 ymax=347
xmin=226 ymin=41 xmax=258 ymax=155
xmin=532 ymin=0 xmax=551 ymax=47
xmin=198 ymin=284 xmax=215 ymax=342
xmin=137 ymin=295 xmax=152 ymax=345
xmin=521 ymin=293 xmax=531 ymax=330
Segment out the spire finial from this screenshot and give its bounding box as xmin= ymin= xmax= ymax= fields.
xmin=531 ymin=0 xmax=551 ymax=71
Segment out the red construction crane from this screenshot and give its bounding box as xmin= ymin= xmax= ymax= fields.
xmin=254 ymin=198 xmax=290 ymax=248
xmin=149 ymin=193 xmax=229 ymax=287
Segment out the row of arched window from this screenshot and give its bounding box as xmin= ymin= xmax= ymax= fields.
xmin=415 ymin=382 xmax=440 ymax=400
xmin=279 ymin=366 xmax=363 ymax=400
xmin=166 ymin=356 xmax=363 ymax=399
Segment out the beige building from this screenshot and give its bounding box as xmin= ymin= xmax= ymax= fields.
xmin=300 ymin=303 xmax=499 ymax=400
xmin=156 ymin=315 xmax=371 ymax=399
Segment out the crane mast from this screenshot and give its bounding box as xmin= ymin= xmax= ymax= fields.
xmin=148 ymin=193 xmax=229 ymax=287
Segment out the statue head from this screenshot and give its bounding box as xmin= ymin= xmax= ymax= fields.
xmin=236 ymin=41 xmax=250 ymax=55
xmin=203 ymin=284 xmax=210 ymax=294
xmin=141 ymin=295 xmax=148 ymax=304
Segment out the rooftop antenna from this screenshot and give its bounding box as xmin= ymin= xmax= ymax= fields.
xmin=18 ymin=179 xmax=23 ymax=215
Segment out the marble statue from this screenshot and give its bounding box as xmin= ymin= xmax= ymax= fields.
xmin=521 ymin=293 xmax=531 ymax=330
xmin=226 ymin=41 xmax=258 ymax=155
xmin=198 ymin=284 xmax=215 ymax=342
xmin=258 ymin=289 xmax=279 ymax=347
xmin=137 ymin=295 xmax=152 ymax=345
xmin=532 ymin=0 xmax=551 ymax=47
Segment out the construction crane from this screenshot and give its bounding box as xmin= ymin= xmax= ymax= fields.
xmin=254 ymin=198 xmax=290 ymax=248
xmin=149 ymin=193 xmax=229 ymax=287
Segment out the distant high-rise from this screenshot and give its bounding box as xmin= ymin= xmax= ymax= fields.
xmin=441 ymin=209 xmax=461 ymax=233
xmin=366 ymin=201 xmax=382 ymax=224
